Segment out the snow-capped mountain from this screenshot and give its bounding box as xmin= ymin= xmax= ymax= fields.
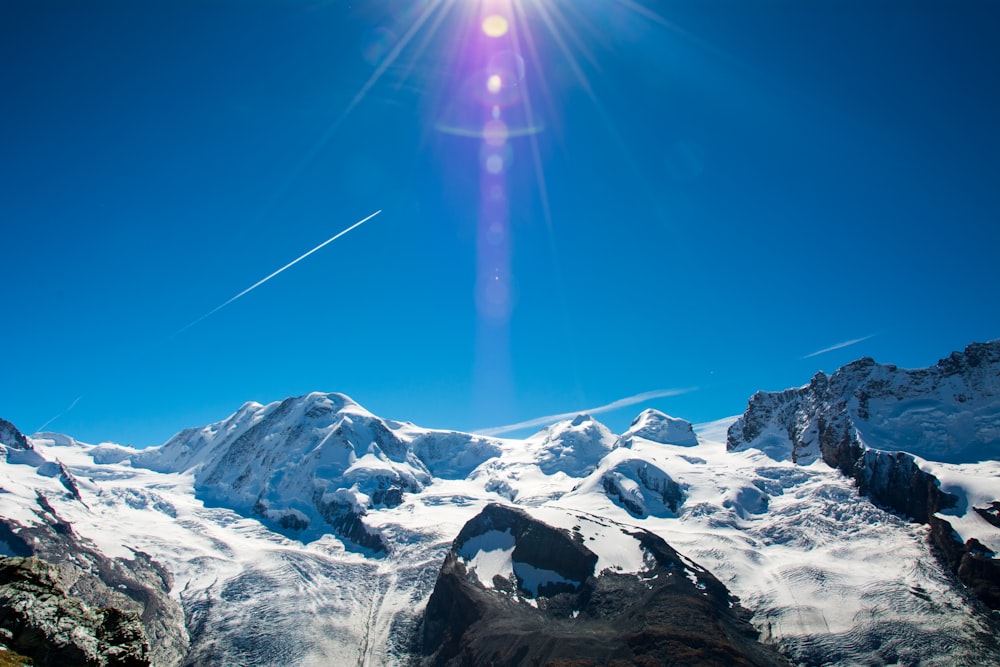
xmin=421 ymin=503 xmax=790 ymax=666
xmin=727 ymin=340 xmax=1000 ymax=465
xmin=728 ymin=340 xmax=1000 ymax=608
xmin=2 ymin=341 xmax=1000 ymax=665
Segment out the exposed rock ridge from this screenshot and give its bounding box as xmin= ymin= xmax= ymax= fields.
xmin=0 ymin=556 xmax=151 ymax=667
xmin=727 ymin=340 xmax=1000 ymax=608
xmin=0 ymin=419 xmax=188 ymax=665
xmin=0 ymin=506 xmax=188 ymax=667
xmin=420 ymin=503 xmax=791 ymax=667
xmin=728 ymin=340 xmax=1000 ymax=463
xmin=0 ymin=418 xmax=32 ymax=452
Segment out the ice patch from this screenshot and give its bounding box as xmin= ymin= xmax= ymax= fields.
xmin=530 ymin=507 xmax=647 ymax=575
xmin=458 ymin=529 xmax=515 ymax=588
xmin=513 ymin=560 xmax=579 ymax=596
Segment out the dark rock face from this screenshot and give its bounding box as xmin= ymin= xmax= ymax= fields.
xmin=0 ymin=419 xmax=187 ymax=665
xmin=0 ymin=418 xmax=32 ymax=452
xmin=420 ymin=504 xmax=791 ymax=667
xmin=727 ymin=341 xmax=1000 ymax=609
xmin=313 ymin=496 xmax=388 ymax=553
xmin=728 ymin=340 xmax=1000 ymax=464
xmin=0 ymin=556 xmax=150 ymax=667
xmin=0 ymin=501 xmax=188 ymax=666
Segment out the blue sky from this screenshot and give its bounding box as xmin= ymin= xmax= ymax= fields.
xmin=2 ymin=0 xmax=998 ymax=447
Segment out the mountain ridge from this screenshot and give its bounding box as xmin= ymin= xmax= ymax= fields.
xmin=1 ymin=340 xmax=999 ymax=665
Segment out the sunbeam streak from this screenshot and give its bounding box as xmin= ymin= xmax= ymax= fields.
xmin=263 ymin=1 xmax=451 ymax=211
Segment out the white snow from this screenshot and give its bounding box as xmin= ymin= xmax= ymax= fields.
xmin=458 ymin=529 xmax=515 ymax=588
xmin=1 ymin=390 xmax=996 ymax=666
xmin=624 ymin=409 xmax=698 ymax=446
xmin=512 ymin=561 xmax=577 ymax=596
xmin=922 ymin=458 xmax=1000 ymax=553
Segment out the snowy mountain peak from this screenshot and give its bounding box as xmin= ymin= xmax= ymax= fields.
xmin=3 ymin=341 xmax=1000 ymax=665
xmin=623 ymin=408 xmax=698 ymax=446
xmin=727 ymin=340 xmax=1000 ymax=611
xmin=729 ymin=339 xmax=1000 ymax=464
xmin=127 ymin=392 xmax=513 ymax=550
xmin=525 ymin=413 xmax=620 ymax=477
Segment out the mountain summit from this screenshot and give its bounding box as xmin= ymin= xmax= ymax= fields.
xmin=2 ymin=342 xmax=999 ymax=665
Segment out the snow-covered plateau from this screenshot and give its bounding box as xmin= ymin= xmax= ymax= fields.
xmin=2 ymin=341 xmax=1000 ymax=665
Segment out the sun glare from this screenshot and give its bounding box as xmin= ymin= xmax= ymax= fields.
xmin=481 ymin=14 xmax=509 ymax=38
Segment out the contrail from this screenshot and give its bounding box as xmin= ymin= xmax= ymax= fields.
xmin=475 ymin=388 xmax=697 ymax=437
xmin=802 ymin=334 xmax=876 ymax=359
xmin=170 ymin=210 xmax=381 ymax=339
xmin=35 ymin=395 xmax=83 ymax=433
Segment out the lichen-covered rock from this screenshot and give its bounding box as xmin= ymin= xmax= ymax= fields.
xmin=0 ymin=420 xmax=189 ymax=667
xmin=0 ymin=556 xmax=150 ymax=667
xmin=0 ymin=498 xmax=188 ymax=667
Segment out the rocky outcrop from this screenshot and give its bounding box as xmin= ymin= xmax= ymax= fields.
xmin=0 ymin=419 xmax=188 ymax=665
xmin=0 ymin=419 xmax=32 ymax=453
xmin=0 ymin=501 xmax=187 ymax=666
xmin=420 ymin=504 xmax=791 ymax=667
xmin=0 ymin=418 xmax=45 ymax=468
xmin=727 ymin=341 xmax=1000 ymax=609
xmin=728 ymin=340 xmax=1000 ymax=464
xmin=0 ymin=556 xmax=150 ymax=667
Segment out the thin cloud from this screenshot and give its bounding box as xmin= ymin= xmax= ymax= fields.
xmin=475 ymin=388 xmax=696 ymax=437
xmin=802 ymin=334 xmax=876 ymax=360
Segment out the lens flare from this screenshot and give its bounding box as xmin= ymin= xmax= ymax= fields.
xmin=481 ymin=15 xmax=509 ymax=38
xmin=488 ymin=51 xmax=526 ymax=84
xmin=487 ymin=74 xmax=503 ymax=94
xmin=483 ymin=119 xmax=509 ymax=146
xmin=485 ymin=154 xmax=504 ymax=174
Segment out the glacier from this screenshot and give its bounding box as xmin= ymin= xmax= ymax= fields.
xmin=1 ymin=341 xmax=999 ymax=665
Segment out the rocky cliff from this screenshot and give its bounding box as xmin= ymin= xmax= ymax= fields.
xmin=0 ymin=420 xmax=188 ymax=666
xmin=0 ymin=556 xmax=150 ymax=667
xmin=420 ymin=503 xmax=791 ymax=667
xmin=727 ymin=340 xmax=1000 ymax=608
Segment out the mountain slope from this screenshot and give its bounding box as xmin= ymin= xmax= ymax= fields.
xmin=131 ymin=393 xmax=501 ymax=550
xmin=727 ymin=340 xmax=1000 ymax=465
xmin=421 ymin=503 xmax=791 ymax=666
xmin=1 ymin=341 xmax=999 ymax=665
xmin=727 ymin=339 xmax=1000 ymax=608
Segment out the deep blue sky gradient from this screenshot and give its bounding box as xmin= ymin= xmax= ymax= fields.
xmin=3 ymin=0 xmax=998 ymax=446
